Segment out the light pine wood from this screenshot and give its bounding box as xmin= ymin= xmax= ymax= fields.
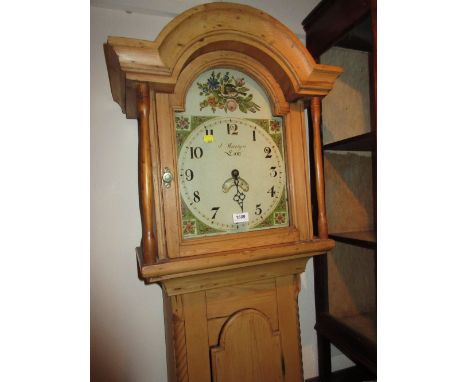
xmin=163 ymin=294 xmax=188 ymax=382
xmin=161 ymin=267 xmax=310 ymax=381
xmin=205 ymin=279 xmax=278 ymax=321
xmin=104 ymin=3 xmax=342 ymax=118
xmin=159 ymin=255 xmax=312 ymax=297
xmin=311 ymin=96 xmax=328 ymax=239
xmin=104 ymin=3 xmax=342 ymax=381
xmin=182 ymin=291 xmax=211 ymax=382
xmin=149 ymin=89 xmax=168 ymax=259
xmin=285 ymin=101 xmax=314 ymax=240
xmin=137 ymin=83 xmax=158 ymax=263
xmin=211 ymin=309 xmax=283 ymax=382
xmin=136 ymin=240 xmax=333 ymax=283
xmin=153 ymin=92 xmax=179 ymax=258
xmin=276 ymin=275 xmax=304 ymax=382
xmin=207 ymin=279 xmax=279 ymax=346
xmin=207 ymin=317 xmax=227 ymax=347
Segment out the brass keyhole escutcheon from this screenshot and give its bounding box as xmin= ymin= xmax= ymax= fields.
xmin=162 ymin=167 xmax=173 ymax=188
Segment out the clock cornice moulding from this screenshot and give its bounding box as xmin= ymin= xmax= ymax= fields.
xmin=104 ymin=2 xmax=342 ymax=117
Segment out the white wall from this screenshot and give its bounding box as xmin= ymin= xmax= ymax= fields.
xmin=91 ymin=4 xmax=349 ymax=381
xmin=91 ymin=7 xmax=172 ymax=381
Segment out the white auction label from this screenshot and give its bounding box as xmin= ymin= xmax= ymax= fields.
xmin=233 ymin=212 xmax=249 ymax=223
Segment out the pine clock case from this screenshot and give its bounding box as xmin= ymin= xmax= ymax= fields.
xmin=104 ymin=3 xmax=342 ymax=381
xmin=104 ymin=6 xmax=341 ymax=272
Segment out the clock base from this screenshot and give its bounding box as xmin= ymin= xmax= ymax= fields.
xmin=151 ymin=249 xmax=328 ymax=382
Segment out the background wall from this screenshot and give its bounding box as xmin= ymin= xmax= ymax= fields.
xmin=91 ymin=3 xmax=352 ymax=380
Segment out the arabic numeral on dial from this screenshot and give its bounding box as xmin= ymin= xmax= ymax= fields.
xmin=193 ymin=191 xmax=200 ymax=203
xmin=211 ymin=207 xmax=220 ymax=219
xmin=190 ymin=146 xmax=203 ymax=159
xmin=252 ymin=130 xmax=256 ymax=141
xmin=267 ymin=186 xmax=276 ymax=197
xmin=264 ymin=147 xmax=272 ymax=158
xmin=185 ymin=169 xmax=194 ymax=181
xmin=255 ymin=204 xmax=262 ymax=215
xmin=270 ymin=166 xmax=277 ymax=177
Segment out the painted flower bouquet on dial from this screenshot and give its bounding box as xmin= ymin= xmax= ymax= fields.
xmin=197 ymin=71 xmax=261 ymax=113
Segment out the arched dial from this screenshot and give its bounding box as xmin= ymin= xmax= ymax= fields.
xmin=178 ymin=117 xmax=288 ymax=236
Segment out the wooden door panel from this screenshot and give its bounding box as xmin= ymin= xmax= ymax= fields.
xmin=211 ymin=309 xmax=283 ymax=382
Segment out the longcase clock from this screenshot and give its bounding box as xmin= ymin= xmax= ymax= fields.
xmin=104 ymin=3 xmax=342 ymax=382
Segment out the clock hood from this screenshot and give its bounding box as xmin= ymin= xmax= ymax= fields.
xmin=104 ymin=2 xmax=342 ymax=118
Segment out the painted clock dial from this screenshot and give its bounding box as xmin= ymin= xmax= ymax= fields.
xmin=175 ymin=68 xmax=289 ymax=238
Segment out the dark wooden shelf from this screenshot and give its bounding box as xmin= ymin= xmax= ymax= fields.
xmin=302 ymin=0 xmax=371 ymax=58
xmin=323 ymin=132 xmax=375 ymax=151
xmin=315 ymin=312 xmax=376 ymax=375
xmin=334 ymin=15 xmax=373 ymax=53
xmin=329 ymin=230 xmax=376 ymax=249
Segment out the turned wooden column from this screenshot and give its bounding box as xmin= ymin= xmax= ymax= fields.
xmin=311 ymin=97 xmax=328 ymax=239
xmin=137 ymin=83 xmax=157 ymax=264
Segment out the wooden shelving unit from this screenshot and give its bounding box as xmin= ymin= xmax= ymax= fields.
xmin=303 ymin=0 xmax=377 ymax=380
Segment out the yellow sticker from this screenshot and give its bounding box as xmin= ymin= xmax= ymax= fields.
xmin=203 ymin=135 xmax=214 ymax=143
